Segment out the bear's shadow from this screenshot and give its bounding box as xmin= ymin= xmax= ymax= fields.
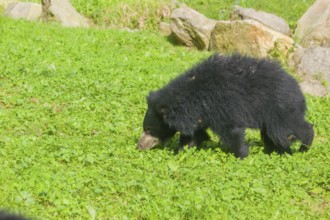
xmin=149 ymin=134 xmax=246 ymax=155
xmin=151 ymin=134 xmax=302 ymax=156
xmin=152 ymin=139 xmax=247 ymax=155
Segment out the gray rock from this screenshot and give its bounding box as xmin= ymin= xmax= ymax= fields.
xmin=291 ymin=46 xmax=330 ymax=96
xmin=170 ymin=7 xmax=217 ymax=50
xmin=299 ymin=80 xmax=328 ymax=97
xmin=0 ymin=0 xmax=16 ymax=8
xmin=231 ymin=5 xmax=291 ymax=36
xmin=289 ymin=46 xmax=305 ymax=68
xmin=42 ymin=0 xmax=90 ymax=28
xmin=294 ymin=0 xmax=330 ymax=47
xmin=296 ymin=47 xmax=330 ymax=82
xmin=4 ymin=2 xmax=42 ymax=21
xmin=209 ymin=19 xmax=294 ymax=57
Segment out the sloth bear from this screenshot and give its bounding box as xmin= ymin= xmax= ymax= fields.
xmin=137 ymin=54 xmax=314 ymax=158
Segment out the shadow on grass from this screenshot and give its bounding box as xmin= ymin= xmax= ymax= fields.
xmin=148 ymin=134 xmax=305 ymax=157
xmin=149 ymin=135 xmax=239 ymax=156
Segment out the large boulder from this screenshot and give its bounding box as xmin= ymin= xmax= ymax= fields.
xmin=170 ymin=7 xmax=217 ymax=50
xmin=4 ymin=2 xmax=42 ymax=21
xmin=42 ymin=0 xmax=90 ymax=28
xmin=231 ymin=5 xmax=291 ymax=36
xmin=209 ymin=19 xmax=294 ymax=57
xmin=290 ymin=46 xmax=330 ymax=96
xmin=294 ymin=0 xmax=330 ymax=47
xmin=0 ymin=0 xmax=16 ymax=8
xmin=293 ymin=47 xmax=330 ymax=82
xmin=299 ymin=80 xmax=329 ymax=97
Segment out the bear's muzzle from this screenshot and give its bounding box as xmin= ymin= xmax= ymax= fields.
xmin=137 ymin=131 xmax=160 ymax=150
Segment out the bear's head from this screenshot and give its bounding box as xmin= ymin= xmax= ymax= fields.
xmin=137 ymin=91 xmax=176 ymax=150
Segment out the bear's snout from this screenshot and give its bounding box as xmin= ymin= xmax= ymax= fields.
xmin=137 ymin=131 xmax=160 ymax=150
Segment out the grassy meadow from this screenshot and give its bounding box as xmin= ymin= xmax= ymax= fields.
xmin=11 ymin=0 xmax=315 ymax=29
xmin=1 ymin=0 xmax=330 ymax=219
xmin=71 ymin=0 xmax=316 ymax=29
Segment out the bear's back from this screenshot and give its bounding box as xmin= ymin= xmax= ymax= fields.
xmin=154 ymin=54 xmax=305 ymax=119
xmin=162 ymin=54 xmax=300 ymax=97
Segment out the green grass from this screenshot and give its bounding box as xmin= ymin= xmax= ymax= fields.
xmin=70 ymin=0 xmax=315 ymax=30
xmin=0 ymin=6 xmax=329 ymax=220
xmin=69 ymin=0 xmax=174 ymax=29
xmin=181 ymin=0 xmax=316 ymax=28
xmin=2 ymin=0 xmax=315 ymax=30
xmin=72 ymin=0 xmax=315 ymax=29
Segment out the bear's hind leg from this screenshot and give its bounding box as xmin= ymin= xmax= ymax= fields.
xmin=261 ymin=129 xmax=292 ymax=155
xmin=261 ymin=129 xmax=276 ymax=154
xmin=219 ymin=127 xmax=249 ymax=158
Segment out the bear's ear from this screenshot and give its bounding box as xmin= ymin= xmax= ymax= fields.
xmin=146 ymin=91 xmax=157 ymax=105
xmin=146 ymin=91 xmax=168 ymax=120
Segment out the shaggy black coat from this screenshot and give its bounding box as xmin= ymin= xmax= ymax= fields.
xmin=142 ymin=54 xmax=314 ymax=158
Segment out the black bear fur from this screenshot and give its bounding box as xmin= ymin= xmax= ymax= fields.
xmin=138 ymin=54 xmax=314 ymax=158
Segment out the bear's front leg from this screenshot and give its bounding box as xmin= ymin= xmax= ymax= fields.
xmin=219 ymin=127 xmax=249 ymax=158
xmin=178 ymin=134 xmax=193 ymax=152
xmin=178 ymin=130 xmax=210 ymax=152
